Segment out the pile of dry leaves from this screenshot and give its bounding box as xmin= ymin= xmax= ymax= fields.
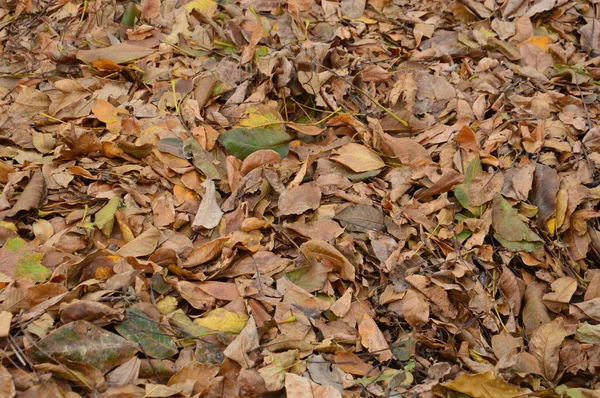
xmin=0 ymin=0 xmax=600 ymax=396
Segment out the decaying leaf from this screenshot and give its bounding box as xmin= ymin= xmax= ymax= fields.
xmin=3 ymin=0 xmax=600 ymax=394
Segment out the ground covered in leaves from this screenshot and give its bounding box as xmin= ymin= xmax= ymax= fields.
xmin=0 ymin=0 xmax=600 ymax=396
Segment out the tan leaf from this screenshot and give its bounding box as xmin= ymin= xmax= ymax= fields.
xmin=77 ymin=43 xmax=154 ymax=64
xmin=240 ymin=149 xmax=281 ymax=175
xmin=285 ymin=372 xmax=342 ymax=398
xmin=117 ymin=227 xmax=161 ymax=258
xmin=278 ymin=183 xmax=321 ymax=216
xmin=529 ymin=317 xmax=567 ymax=381
xmin=300 ymin=239 xmax=355 ymax=282
xmin=330 ymin=143 xmax=385 ymax=173
xmin=402 ymin=288 xmax=429 ymax=327
xmin=442 ymin=371 xmax=530 ymax=398
xmin=358 ymin=313 xmax=392 ymax=362
xmin=542 ymin=277 xmax=577 ymax=304
xmin=223 ymin=316 xmax=259 ymax=368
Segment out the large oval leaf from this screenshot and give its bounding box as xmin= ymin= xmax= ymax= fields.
xmin=217 ymin=128 xmax=290 ymax=160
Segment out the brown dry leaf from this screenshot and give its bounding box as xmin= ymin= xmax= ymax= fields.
xmin=416 ymin=169 xmax=464 ymax=200
xmin=117 ymin=227 xmax=161 ymax=258
xmin=330 ymin=287 xmax=352 ymax=317
xmin=405 ymin=274 xmax=458 ymax=318
xmin=402 ymin=288 xmax=429 ymax=327
xmin=0 ymin=364 xmax=15 ymax=397
xmin=223 ymin=316 xmax=260 ymax=368
xmin=240 ymin=150 xmax=281 ymax=175
xmin=77 ymin=43 xmax=155 ymax=64
xmin=285 ymin=372 xmax=342 ymax=398
xmin=529 ymin=317 xmax=567 ymax=381
xmin=334 ymin=352 xmax=377 ymax=376
xmin=300 ymin=239 xmax=355 ymax=282
xmin=523 ymin=282 xmax=552 ymax=332
xmin=358 ymin=313 xmax=393 ymax=362
xmin=575 ymin=298 xmax=600 ymax=321
xmin=442 ymin=371 xmax=530 ymax=398
xmin=5 ymin=170 xmax=45 ymax=217
xmin=278 ymin=183 xmax=321 ymax=216
xmin=542 ymin=277 xmax=577 ymax=304
xmin=330 ymin=143 xmax=385 ymax=173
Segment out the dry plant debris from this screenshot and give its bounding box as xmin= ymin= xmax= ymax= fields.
xmin=0 ymin=0 xmax=600 ymax=396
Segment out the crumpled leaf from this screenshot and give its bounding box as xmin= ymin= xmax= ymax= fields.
xmin=223 ymin=316 xmax=259 ymax=368
xmin=192 ymin=179 xmax=223 ymax=229
xmin=299 ymin=239 xmax=355 ymax=282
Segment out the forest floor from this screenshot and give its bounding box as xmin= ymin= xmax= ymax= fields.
xmin=0 ymin=0 xmax=600 ymax=397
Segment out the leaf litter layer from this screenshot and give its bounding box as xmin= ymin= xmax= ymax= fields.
xmin=0 ymin=0 xmax=600 ymax=397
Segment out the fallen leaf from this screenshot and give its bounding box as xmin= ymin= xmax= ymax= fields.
xmin=442 ymin=371 xmax=530 ymax=398
xmin=529 ymin=317 xmax=567 ymax=381
xmin=192 ymin=179 xmax=223 ymax=229
xmin=77 ymin=43 xmax=155 ymax=64
xmin=331 ymin=143 xmax=385 ymax=173
xmin=492 ymin=194 xmax=543 ymax=252
xmin=5 ymin=170 xmax=45 ymax=217
xmin=29 ymin=320 xmax=137 ymax=373
xmin=278 ymin=183 xmax=321 ymax=216
xmin=218 ymin=128 xmax=290 ymax=160
xmin=194 ymin=308 xmax=248 ymax=333
xmin=117 ymin=227 xmax=161 ymax=258
xmin=358 ymin=313 xmax=392 ymax=362
xmin=116 ymin=307 xmax=178 ymax=359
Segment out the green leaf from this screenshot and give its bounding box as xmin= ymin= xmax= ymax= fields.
xmin=94 ymin=196 xmax=121 ymax=237
xmin=116 ymin=307 xmax=178 ymax=359
xmin=492 ymin=194 xmax=543 ymax=252
xmin=183 ymin=137 xmax=221 ymax=179
xmin=217 ymin=128 xmax=290 ymax=160
xmin=30 ymin=320 xmax=137 ymax=373
xmin=120 ymin=3 xmax=140 ymax=27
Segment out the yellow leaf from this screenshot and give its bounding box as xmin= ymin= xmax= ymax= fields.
xmin=184 ymin=0 xmax=218 ymax=16
xmin=546 ymin=217 xmax=556 ymax=235
xmin=330 ymin=143 xmax=385 ymax=172
xmin=522 ymin=35 xmax=553 ymax=52
xmin=235 ymin=102 xmax=285 ymax=131
xmin=443 ymin=372 xmax=530 ymax=398
xmin=157 ymin=296 xmax=178 ymax=314
xmin=194 ymin=308 xmax=248 ymax=333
